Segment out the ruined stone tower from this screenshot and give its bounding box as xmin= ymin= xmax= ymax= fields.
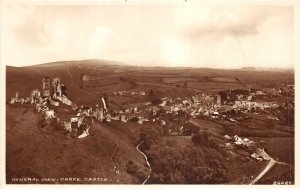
xmin=42 ymin=76 xmax=51 ymax=97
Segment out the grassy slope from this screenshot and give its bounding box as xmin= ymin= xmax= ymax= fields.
xmin=6 ymin=105 xmax=145 ymax=184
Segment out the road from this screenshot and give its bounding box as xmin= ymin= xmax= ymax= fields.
xmin=136 ymin=142 xmax=152 ymax=185
xmin=250 ymin=158 xmax=277 ymax=184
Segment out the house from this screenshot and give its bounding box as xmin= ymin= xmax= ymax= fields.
xmin=251 ymin=148 xmax=271 ymax=161
xmin=134 ymin=107 xmax=139 ymax=113
xmin=237 ymin=95 xmax=243 ymax=100
xmin=225 ymin=143 xmax=231 ymax=147
xmin=247 ymin=95 xmax=252 ymax=101
xmin=211 ymin=111 xmax=220 ymax=119
xmin=121 ymin=115 xmax=128 ymax=122
xmin=255 ymin=148 xmax=271 ymax=160
xmin=228 ymin=118 xmax=237 ymax=123
xmin=251 ymin=153 xmax=263 ymax=161
xmin=57 ymin=96 xmax=72 ymax=106
xmin=105 ymin=114 xmax=112 ymax=122
xmin=234 ymin=135 xmax=245 ymax=145
xmin=138 ymin=117 xmax=143 ymax=124
xmin=160 ymin=101 xmax=167 ymax=107
xmin=111 ymin=115 xmax=120 ymax=121
xmin=224 ymin=135 xmax=232 ymax=140
xmin=49 ymin=99 xmax=59 ymax=106
xmin=160 ymin=120 xmax=166 ymax=126
xmin=256 ymin=91 xmax=264 ymax=95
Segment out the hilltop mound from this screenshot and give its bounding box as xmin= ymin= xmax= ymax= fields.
xmin=6 ymin=105 xmax=145 ymax=184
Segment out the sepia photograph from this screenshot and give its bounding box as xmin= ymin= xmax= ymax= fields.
xmin=0 ymin=0 xmax=298 ymax=187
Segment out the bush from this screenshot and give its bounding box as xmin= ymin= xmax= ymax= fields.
xmin=126 ymin=161 xmax=147 ymax=181
xmin=192 ymin=131 xmax=211 ymax=144
xmin=209 ymin=159 xmax=228 ymax=183
xmin=187 ymin=166 xmax=214 ymax=183
xmin=147 ymin=89 xmax=162 ymax=105
xmin=136 ymin=169 xmax=147 ymax=180
xmin=183 ymin=123 xmax=200 ymax=135
xmin=139 ymin=126 xmax=163 ymax=150
xmin=38 ymin=117 xmax=51 ymax=128
xmin=126 ymin=161 xmax=139 ymax=174
xmin=151 ymin=173 xmax=165 ymax=183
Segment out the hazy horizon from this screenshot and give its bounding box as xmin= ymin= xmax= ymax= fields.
xmin=4 ymin=58 xmax=294 ymax=70
xmin=1 ymin=2 xmax=295 ymax=68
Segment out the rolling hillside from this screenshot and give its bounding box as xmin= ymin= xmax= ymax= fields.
xmin=6 ymin=59 xmax=294 ymax=184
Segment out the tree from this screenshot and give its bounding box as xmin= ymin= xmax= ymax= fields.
xmin=147 ymin=89 xmax=162 ymax=105
xmin=169 ymin=171 xmax=185 ymax=184
xmin=126 ymin=161 xmax=148 ymax=182
xmin=183 ymin=83 xmax=187 ymax=88
xmin=187 ymin=166 xmax=214 ymax=183
xmin=209 ymin=159 xmax=228 ymax=183
xmin=191 ymin=130 xmax=220 ymax=148
xmin=151 ymin=173 xmax=165 ymax=183
xmin=139 ymin=126 xmax=163 ymax=150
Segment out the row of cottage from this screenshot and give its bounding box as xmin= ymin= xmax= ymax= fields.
xmin=8 ymin=76 xmax=293 ymax=138
xmin=8 ymin=88 xmax=286 ymax=127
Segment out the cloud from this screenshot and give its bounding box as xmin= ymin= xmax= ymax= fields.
xmin=186 ymin=23 xmax=258 ymax=39
xmin=175 ymin=6 xmax=292 ymax=40
xmin=0 ymin=4 xmax=294 ymax=68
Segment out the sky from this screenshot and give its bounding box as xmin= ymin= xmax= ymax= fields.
xmin=0 ymin=2 xmax=295 ymax=68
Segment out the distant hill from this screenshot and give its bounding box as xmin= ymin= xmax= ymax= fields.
xmin=6 ymin=59 xmax=294 ymax=105
xmin=27 ymin=59 xmax=127 ymax=68
xmin=241 ymin=66 xmax=294 ymax=72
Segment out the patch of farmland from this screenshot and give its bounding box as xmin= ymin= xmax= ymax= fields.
xmin=82 ymin=77 xmax=121 ymax=87
xmin=84 ymin=81 xmax=133 ymax=92
xmin=162 ymin=77 xmax=198 ymax=84
xmin=180 ymin=69 xmax=220 ymax=77
xmin=126 ymin=76 xmax=161 ymax=83
xmin=127 ymin=85 xmax=175 ymax=94
xmin=186 ymin=81 xmax=243 ymax=90
xmin=81 ymin=74 xmax=122 ymax=81
xmin=135 ymin=81 xmax=175 ymax=88
xmin=129 ymin=71 xmax=185 ymax=78
xmin=108 ymin=96 xmax=135 ymax=105
xmin=209 ymin=77 xmax=237 ymax=83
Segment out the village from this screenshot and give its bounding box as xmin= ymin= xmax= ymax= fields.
xmin=8 ymin=76 xmax=294 ymax=174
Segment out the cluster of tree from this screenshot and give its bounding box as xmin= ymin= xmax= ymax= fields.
xmin=137 ymin=126 xmax=228 ymax=184
xmin=182 ymin=122 xmax=200 ymax=135
xmin=139 ymin=125 xmax=164 ymax=150
xmin=218 ymin=89 xmax=251 ymax=102
xmin=278 ymin=108 xmax=295 ymax=127
xmin=126 ymin=161 xmax=148 ymax=182
xmin=138 ymin=123 xmax=229 ymax=184
xmin=146 ymin=142 xmax=228 ymax=184
xmin=147 ymin=89 xmax=162 ymax=105
xmin=191 ymin=130 xmax=222 ymax=149
xmin=261 ymin=82 xmax=278 ymax=89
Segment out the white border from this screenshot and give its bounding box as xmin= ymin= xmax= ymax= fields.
xmin=0 ymin=0 xmax=299 ymax=189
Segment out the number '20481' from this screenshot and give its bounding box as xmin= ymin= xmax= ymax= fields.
xmin=273 ymin=181 xmax=292 ymax=185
